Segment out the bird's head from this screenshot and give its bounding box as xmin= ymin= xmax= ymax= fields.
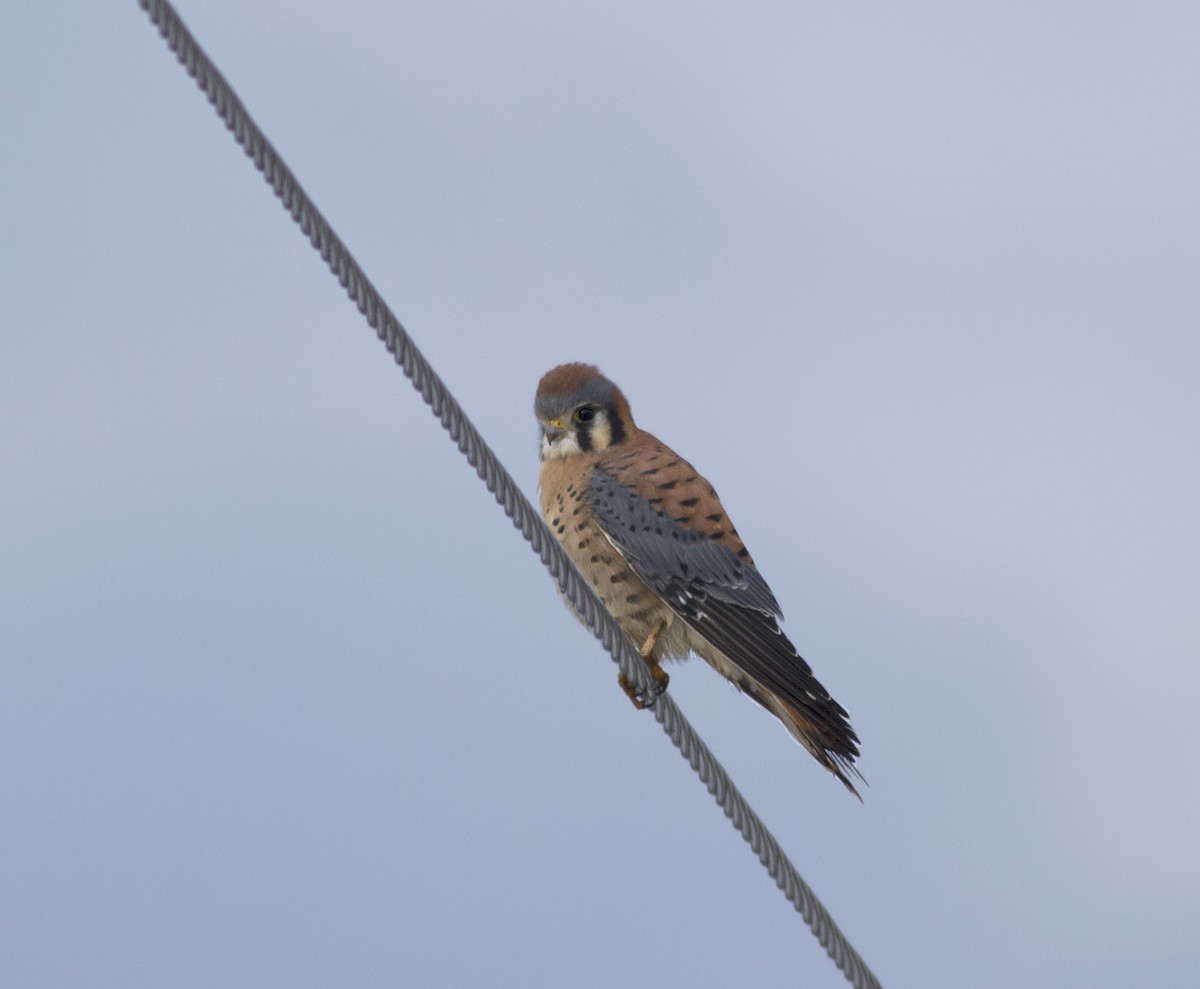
xmin=535 ymin=363 xmax=634 ymax=461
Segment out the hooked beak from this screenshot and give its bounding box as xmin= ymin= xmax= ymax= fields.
xmin=541 ymin=418 xmax=566 ymax=441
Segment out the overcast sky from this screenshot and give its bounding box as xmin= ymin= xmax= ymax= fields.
xmin=3 ymin=3 xmax=1198 ymax=987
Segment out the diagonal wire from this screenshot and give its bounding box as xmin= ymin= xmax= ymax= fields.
xmin=135 ymin=3 xmax=882 ymax=986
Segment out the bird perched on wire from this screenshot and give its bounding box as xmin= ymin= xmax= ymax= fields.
xmin=536 ymin=362 xmax=862 ymax=795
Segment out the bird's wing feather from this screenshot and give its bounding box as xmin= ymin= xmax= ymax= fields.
xmin=587 ymin=467 xmax=781 ymax=615
xmin=587 ymin=465 xmax=858 ymax=758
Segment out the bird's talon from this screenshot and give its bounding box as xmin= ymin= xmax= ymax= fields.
xmin=617 ymin=663 xmax=669 ymax=710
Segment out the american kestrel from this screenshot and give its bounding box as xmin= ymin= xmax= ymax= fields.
xmin=536 ymin=363 xmax=862 ymax=795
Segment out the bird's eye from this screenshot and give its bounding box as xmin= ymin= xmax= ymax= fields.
xmin=575 ymin=406 xmax=596 ymax=423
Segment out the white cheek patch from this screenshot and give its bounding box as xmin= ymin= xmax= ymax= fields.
xmin=541 ymin=431 xmax=584 ymax=460
xmin=590 ymin=417 xmax=612 ymax=451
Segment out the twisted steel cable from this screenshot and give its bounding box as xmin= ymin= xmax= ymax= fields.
xmin=136 ymin=3 xmax=882 ymax=986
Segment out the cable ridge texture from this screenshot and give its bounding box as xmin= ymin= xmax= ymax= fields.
xmin=136 ymin=3 xmax=881 ymax=986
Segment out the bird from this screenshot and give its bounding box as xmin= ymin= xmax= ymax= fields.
xmin=535 ymin=362 xmax=862 ymax=796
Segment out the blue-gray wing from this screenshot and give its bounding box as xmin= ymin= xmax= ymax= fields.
xmin=586 ymin=468 xmax=781 ymax=617
xmin=587 ymin=465 xmax=859 ymax=764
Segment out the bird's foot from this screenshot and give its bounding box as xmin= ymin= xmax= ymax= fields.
xmin=617 ymin=660 xmax=669 ymax=710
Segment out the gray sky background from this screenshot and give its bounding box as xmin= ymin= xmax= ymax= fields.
xmin=3 ymin=3 xmax=1197 ymax=987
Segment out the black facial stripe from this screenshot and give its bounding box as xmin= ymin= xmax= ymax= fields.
xmin=606 ymin=404 xmax=626 ymax=445
xmin=576 ymin=421 xmax=593 ymax=452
